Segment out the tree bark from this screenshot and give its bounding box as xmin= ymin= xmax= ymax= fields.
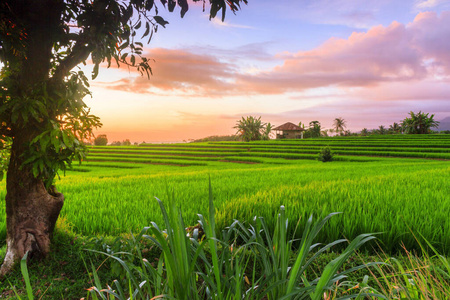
xmin=0 ymin=134 xmax=64 ymax=276
xmin=0 ymin=0 xmax=65 ymax=276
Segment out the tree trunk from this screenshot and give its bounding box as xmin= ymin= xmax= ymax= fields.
xmin=0 ymin=0 xmax=65 ymax=276
xmin=0 ymin=135 xmax=64 ymax=276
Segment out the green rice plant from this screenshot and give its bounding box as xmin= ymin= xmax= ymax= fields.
xmin=86 ymin=183 xmax=383 ymax=299
xmin=2 ymin=136 xmax=449 ymax=252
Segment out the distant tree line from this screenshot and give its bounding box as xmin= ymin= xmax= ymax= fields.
xmin=233 ymin=111 xmax=442 ymax=142
xmin=93 ymin=111 xmax=443 ymax=147
xmin=91 ymin=135 xmax=136 ymax=146
xmin=300 ymin=112 xmax=442 ymax=138
xmin=360 ymin=111 xmax=440 ymax=136
xmin=190 ymin=135 xmax=238 ymax=143
xmin=300 ymin=117 xmax=348 ymax=138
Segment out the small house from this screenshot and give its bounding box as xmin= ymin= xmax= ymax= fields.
xmin=273 ymin=122 xmax=305 ymax=139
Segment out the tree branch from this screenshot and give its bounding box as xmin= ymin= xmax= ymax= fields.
xmin=52 ymin=38 xmax=94 ymax=81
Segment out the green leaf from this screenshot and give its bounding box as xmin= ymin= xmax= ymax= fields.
xmin=142 ymin=22 xmax=150 ymax=38
xmin=119 ymin=41 xmax=129 ymax=50
xmin=51 ymin=133 xmax=60 ymax=150
xmin=153 ymin=16 xmax=169 ymax=28
xmin=62 ymin=132 xmax=73 ymax=148
xmin=178 ymin=0 xmax=189 ymax=18
xmin=92 ymin=63 xmax=99 ymax=80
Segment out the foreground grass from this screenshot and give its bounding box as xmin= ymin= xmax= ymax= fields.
xmin=2 ymin=217 xmax=450 ymax=299
xmin=2 ymin=195 xmax=450 ymax=299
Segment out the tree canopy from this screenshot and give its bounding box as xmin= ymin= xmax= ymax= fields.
xmin=401 ymin=111 xmax=439 ymax=134
xmin=94 ymin=134 xmax=108 ymax=146
xmin=0 ymin=0 xmax=247 ymax=186
xmin=305 ymin=120 xmax=321 ymax=138
xmin=333 ymin=117 xmax=346 ymax=136
xmin=0 ymin=0 xmax=248 ymax=276
xmin=234 ymin=116 xmax=271 ymax=142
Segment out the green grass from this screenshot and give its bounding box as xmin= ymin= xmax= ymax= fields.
xmin=0 ymin=135 xmax=449 ymax=256
xmin=4 ymin=192 xmax=449 ymax=299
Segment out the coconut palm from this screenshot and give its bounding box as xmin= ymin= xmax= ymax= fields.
xmin=333 ymin=117 xmax=347 ymax=136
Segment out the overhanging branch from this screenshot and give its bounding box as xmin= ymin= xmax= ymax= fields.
xmin=52 ymin=39 xmax=94 ymax=81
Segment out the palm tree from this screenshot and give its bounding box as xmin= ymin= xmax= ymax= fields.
xmin=308 ymin=120 xmax=321 ymax=138
xmin=262 ymin=122 xmax=273 ymax=140
xmin=360 ymin=128 xmax=369 ymax=136
xmin=378 ymin=125 xmax=386 ymax=135
xmin=401 ymin=111 xmax=439 ymax=134
xmin=333 ymin=117 xmax=347 ymax=136
xmin=234 ymin=116 xmax=267 ymax=142
xmin=389 ymin=122 xmax=401 ymax=134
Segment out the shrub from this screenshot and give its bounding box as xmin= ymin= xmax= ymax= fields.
xmin=318 ymin=146 xmax=333 ymax=162
xmin=110 ymin=141 xmax=121 ymax=146
xmin=93 ymin=134 xmax=108 ymax=146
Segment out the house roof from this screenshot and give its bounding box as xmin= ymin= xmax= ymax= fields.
xmin=273 ymin=122 xmax=304 ymax=131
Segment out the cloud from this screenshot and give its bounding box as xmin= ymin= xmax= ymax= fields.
xmin=415 ymin=0 xmax=448 ymax=9
xmin=210 ymin=18 xmax=257 ymax=29
xmin=304 ymin=0 xmax=379 ymax=28
xmin=95 ymin=11 xmax=450 ymax=99
xmin=94 ymin=48 xmax=237 ymax=96
xmin=236 ymin=11 xmax=450 ymax=95
xmin=409 ymin=11 xmax=450 ymax=74
xmin=352 ymin=80 xmax=450 ymax=101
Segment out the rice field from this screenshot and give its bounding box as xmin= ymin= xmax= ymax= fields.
xmin=0 ymin=134 xmax=449 ymax=253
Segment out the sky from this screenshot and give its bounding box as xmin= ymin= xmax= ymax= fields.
xmin=85 ymin=0 xmax=450 ymax=143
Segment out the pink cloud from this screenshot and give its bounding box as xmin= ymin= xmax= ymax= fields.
xmin=94 ymin=48 xmax=237 ymax=95
xmin=236 ymin=11 xmax=450 ymax=94
xmin=409 ymin=11 xmax=450 ymax=75
xmin=95 ymin=11 xmax=450 ymax=97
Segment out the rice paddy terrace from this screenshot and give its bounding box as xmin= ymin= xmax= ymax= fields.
xmin=1 ymin=134 xmax=449 ymax=253
xmin=88 ymin=134 xmax=450 ymax=165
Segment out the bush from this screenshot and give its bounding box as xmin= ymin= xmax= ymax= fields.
xmin=110 ymin=141 xmax=121 ymax=146
xmin=318 ymin=146 xmax=333 ymax=162
xmin=93 ymin=134 xmax=108 ymax=146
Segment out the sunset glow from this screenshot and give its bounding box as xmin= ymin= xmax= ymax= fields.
xmin=86 ymin=0 xmax=450 ymax=143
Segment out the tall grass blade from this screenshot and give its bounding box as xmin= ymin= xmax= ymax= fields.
xmin=20 ymin=251 xmax=34 ymax=300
